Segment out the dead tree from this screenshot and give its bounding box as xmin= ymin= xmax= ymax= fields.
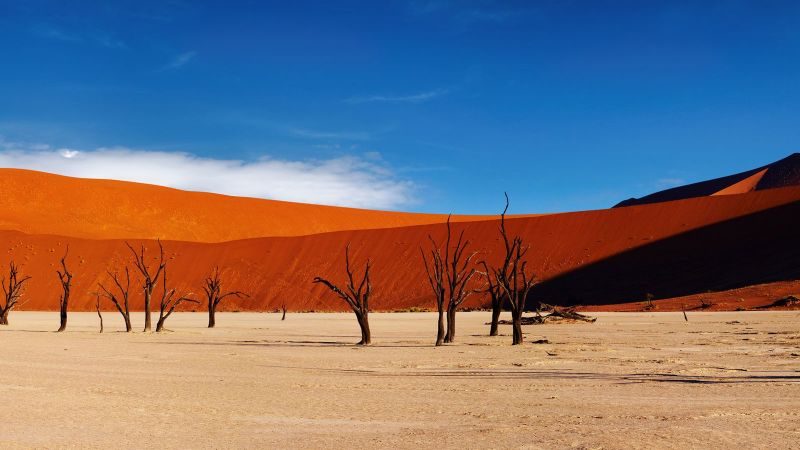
xmin=480 ymin=260 xmax=503 ymax=336
xmin=126 ymin=240 xmax=166 ymax=332
xmin=203 ymin=267 xmax=247 ymax=328
xmin=55 ymin=247 xmax=73 ymax=332
xmin=156 ymin=268 xmax=198 ymax=332
xmin=313 ymin=244 xmax=373 ymax=345
xmin=491 ymin=193 xmax=536 ymax=345
xmin=421 ymin=215 xmax=479 ymax=345
xmin=0 ymin=262 xmax=31 ymax=325
xmin=95 ymin=294 xmax=104 ymax=333
xmin=421 ymin=235 xmax=446 ymax=346
xmin=98 ymin=267 xmax=133 ymax=332
xmin=281 ymin=303 xmax=287 ymax=321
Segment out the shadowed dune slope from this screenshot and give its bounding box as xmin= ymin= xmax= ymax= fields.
xmin=616 ymin=153 xmax=800 ymax=207
xmin=4 ymin=186 xmax=800 ymax=312
xmin=0 ymin=169 xmax=506 ymax=241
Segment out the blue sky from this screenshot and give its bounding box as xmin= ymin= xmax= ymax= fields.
xmin=1 ymin=0 xmax=799 ymax=213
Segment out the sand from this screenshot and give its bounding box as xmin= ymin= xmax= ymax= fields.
xmin=1 ymin=311 xmax=798 ymax=448
xmin=5 ymin=184 xmax=800 ymax=313
xmin=0 ymin=169 xmax=506 ymax=242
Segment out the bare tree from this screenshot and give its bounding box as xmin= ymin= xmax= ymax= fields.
xmin=203 ymin=267 xmax=247 ymax=328
xmin=156 ymin=268 xmax=198 ymax=332
xmin=480 ymin=260 xmax=503 ymax=336
xmin=421 ymin=235 xmax=446 ymax=346
xmin=313 ymin=244 xmax=372 ymax=345
xmin=491 ymin=193 xmax=536 ymax=345
xmin=281 ymin=302 xmax=287 ymax=321
xmin=95 ymin=294 xmax=104 ymax=333
xmin=56 ymin=247 xmax=73 ymax=332
xmin=126 ymin=240 xmax=166 ymax=332
xmin=0 ymin=262 xmax=31 ymax=326
xmin=98 ymin=267 xmax=133 ymax=332
xmin=423 ymin=216 xmax=478 ymax=345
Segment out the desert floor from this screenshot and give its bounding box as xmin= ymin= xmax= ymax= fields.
xmin=1 ymin=311 xmax=799 ymax=449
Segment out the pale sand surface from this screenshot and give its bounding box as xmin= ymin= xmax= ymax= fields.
xmin=1 ymin=311 xmax=799 ymax=449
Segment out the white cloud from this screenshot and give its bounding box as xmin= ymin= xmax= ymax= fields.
xmin=345 ymin=88 xmax=450 ymax=104
xmin=0 ymin=143 xmax=416 ymax=210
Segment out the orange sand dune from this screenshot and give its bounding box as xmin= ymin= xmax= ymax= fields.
xmin=4 ymin=185 xmax=800 ymax=313
xmin=712 ymin=168 xmax=768 ymax=196
xmin=0 ymin=169 xmax=509 ymax=242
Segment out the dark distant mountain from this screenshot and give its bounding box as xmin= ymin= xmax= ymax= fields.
xmin=616 ymin=153 xmax=800 ymax=207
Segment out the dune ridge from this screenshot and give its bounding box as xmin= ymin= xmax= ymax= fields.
xmin=4 ymin=185 xmax=799 ymax=313
xmin=0 ymin=168 xmax=509 ymax=242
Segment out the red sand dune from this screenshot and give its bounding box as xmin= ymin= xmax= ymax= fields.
xmin=0 ymin=169 xmax=507 ymax=242
xmin=4 ymin=185 xmax=800 ymax=313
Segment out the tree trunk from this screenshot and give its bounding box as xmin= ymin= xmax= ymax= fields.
xmin=281 ymin=307 xmax=286 ymax=321
xmin=489 ymin=301 xmax=501 ymax=336
xmin=444 ymin=308 xmax=456 ymax=343
xmin=156 ymin=318 xmax=165 ymax=332
xmin=97 ymin=310 xmax=104 ymax=333
xmin=57 ymin=299 xmax=68 ymax=332
xmin=356 ymin=312 xmax=371 ymax=345
xmin=143 ymin=288 xmax=152 ymax=332
xmin=0 ymin=309 xmax=8 ymax=325
xmin=511 ymin=309 xmax=523 ymax=345
xmin=208 ymin=302 xmax=216 ymax=328
xmin=123 ymin=314 xmax=132 ymax=332
xmin=435 ymin=307 xmax=445 ymax=346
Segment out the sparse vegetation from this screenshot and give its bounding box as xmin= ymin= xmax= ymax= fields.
xmin=420 ymin=215 xmax=479 ymax=345
xmin=313 ymin=243 xmax=373 ymax=345
xmin=203 ymin=267 xmax=248 ymax=328
xmin=126 ymin=240 xmax=166 ymax=332
xmin=55 ymin=247 xmax=73 ymax=332
xmin=156 ymin=268 xmax=198 ymax=332
xmin=95 ymin=294 xmax=103 ymax=333
xmin=0 ymin=261 xmax=31 ymax=326
xmin=488 ymin=194 xmax=537 ymax=345
xmin=98 ymin=267 xmax=133 ymax=332
xmin=644 ymin=293 xmax=655 ymax=311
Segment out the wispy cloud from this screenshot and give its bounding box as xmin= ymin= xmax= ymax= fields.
xmin=0 ymin=141 xmax=415 ymax=210
xmin=345 ymin=88 xmax=450 ymax=104
xmin=31 ymin=24 xmax=127 ymax=49
xmin=409 ymin=1 xmax=523 ymax=24
xmin=287 ymin=127 xmax=372 ymax=141
xmin=655 ymin=177 xmax=686 ymax=189
xmin=162 ymin=51 xmax=197 ymax=70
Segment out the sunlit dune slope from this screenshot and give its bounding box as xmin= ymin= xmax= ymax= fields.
xmin=5 ymin=186 xmax=800 ymax=313
xmin=0 ymin=169 xmax=506 ymax=241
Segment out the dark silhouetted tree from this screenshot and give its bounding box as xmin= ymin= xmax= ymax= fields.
xmin=156 ymin=268 xmax=198 ymax=332
xmin=421 ymin=233 xmax=446 ymax=346
xmin=480 ymin=260 xmax=503 ymax=336
xmin=203 ymin=267 xmax=247 ymax=328
xmin=421 ymin=215 xmax=479 ymax=345
xmin=98 ymin=267 xmax=133 ymax=332
xmin=313 ymin=244 xmax=372 ymax=345
xmin=491 ymin=193 xmax=536 ymax=345
xmin=56 ymin=247 xmax=73 ymax=332
xmin=95 ymin=294 xmax=104 ymax=333
xmin=126 ymin=240 xmax=166 ymax=332
xmin=0 ymin=262 xmax=31 ymax=326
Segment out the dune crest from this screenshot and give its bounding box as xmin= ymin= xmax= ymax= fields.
xmin=0 ymin=169 xmax=506 ymax=242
